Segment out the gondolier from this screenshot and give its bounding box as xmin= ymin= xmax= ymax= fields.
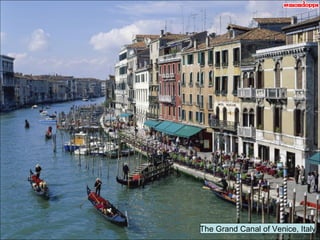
xmin=123 ymin=163 xmax=129 ymax=180
xmin=35 ymin=164 xmax=42 ymax=177
xmin=94 ymin=178 xmax=102 ymax=196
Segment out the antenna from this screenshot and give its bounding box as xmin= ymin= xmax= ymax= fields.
xmin=190 ymin=13 xmax=198 ymax=33
xmin=164 ymin=20 xmax=167 ymax=33
xmin=181 ymin=6 xmax=184 ymax=34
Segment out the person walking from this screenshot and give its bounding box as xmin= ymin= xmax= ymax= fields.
xmin=294 ymin=165 xmax=300 ymax=184
xmin=314 ymin=171 xmax=319 ymax=193
xmin=300 ymin=165 xmax=305 ymax=185
xmin=307 ymin=172 xmax=314 ymax=193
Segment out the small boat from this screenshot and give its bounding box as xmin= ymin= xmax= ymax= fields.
xmin=64 ymin=131 xmax=87 ymax=152
xmin=204 ymin=180 xmax=273 ymax=212
xmin=116 ymin=155 xmax=174 ymax=188
xmin=28 ymin=169 xmax=49 ymax=198
xmin=31 ymin=105 xmax=38 ymax=109
xmin=45 ymin=126 xmax=53 ymax=139
xmin=86 ymin=186 xmax=128 ymax=227
xmin=25 ymin=119 xmax=30 ymax=128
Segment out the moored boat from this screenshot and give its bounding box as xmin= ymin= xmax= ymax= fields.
xmin=116 ymin=155 xmax=174 ymax=188
xmin=86 ymin=186 xmax=128 ymax=227
xmin=28 ymin=169 xmax=49 ymax=198
xmin=204 ymin=180 xmax=273 ymax=213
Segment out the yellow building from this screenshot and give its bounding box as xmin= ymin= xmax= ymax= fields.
xmin=253 ymin=16 xmax=319 ymax=175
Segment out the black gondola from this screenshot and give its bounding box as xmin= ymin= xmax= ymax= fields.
xmin=27 ymin=169 xmax=49 ymax=198
xmin=86 ymin=186 xmax=128 ymax=227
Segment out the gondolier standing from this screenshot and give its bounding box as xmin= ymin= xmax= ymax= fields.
xmin=94 ymin=178 xmax=102 ymax=196
xmin=35 ymin=164 xmax=42 ymax=177
xmin=123 ymin=163 xmax=129 ymax=180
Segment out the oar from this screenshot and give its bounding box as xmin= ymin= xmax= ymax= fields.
xmin=80 ymin=196 xmax=88 ymax=208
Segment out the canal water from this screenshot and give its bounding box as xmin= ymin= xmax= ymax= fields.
xmin=0 ymin=98 xmax=313 ymax=240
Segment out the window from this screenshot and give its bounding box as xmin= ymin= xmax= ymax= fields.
xmin=223 ymin=107 xmax=227 ymax=122
xmin=257 ymin=106 xmax=264 ymax=129
xmin=233 ymin=76 xmax=240 ymax=96
xmin=189 ymin=94 xmax=192 ymax=105
xmin=198 ymin=51 xmax=205 ymax=66
xmin=273 ymin=106 xmax=282 ymax=133
xmin=221 ymin=76 xmax=228 ymax=95
xmin=189 ymin=73 xmax=193 ymax=86
xmin=248 ymin=72 xmax=254 ymax=88
xmin=181 ymin=109 xmax=186 ymax=120
xmin=215 ymin=77 xmax=220 ymax=95
xmin=208 ymin=95 xmax=213 ymax=110
xmin=208 ymin=50 xmax=213 ymax=65
xmin=182 ymin=73 xmax=186 ymax=86
xmin=187 ymin=54 xmax=194 ymax=64
xmin=233 ymin=48 xmax=240 ymax=66
xmin=256 ymin=64 xmax=264 ymax=88
xmin=208 ymin=71 xmax=213 ymax=86
xmin=296 ymin=60 xmax=303 ymax=89
xmin=275 ymin=62 xmax=281 ymax=87
xmin=215 ymin=51 xmax=221 ymax=67
xmin=222 ymin=50 xmax=228 ymax=67
xmin=294 ymin=109 xmax=304 ymax=136
xmin=189 ymin=111 xmax=193 ymax=121
xmin=200 ymin=72 xmax=204 ymax=86
xmin=182 ymin=94 xmax=185 ymax=104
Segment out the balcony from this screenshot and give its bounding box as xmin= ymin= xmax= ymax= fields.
xmin=265 ymin=88 xmax=287 ymax=99
xmin=158 ymin=95 xmax=175 ymax=105
xmin=158 ymin=52 xmax=181 ymax=64
xmin=237 ymin=126 xmax=256 ymax=138
xmin=210 ymin=119 xmax=238 ymax=132
xmin=237 ymin=88 xmax=256 ymax=99
xmin=255 ymin=89 xmax=265 ymax=99
xmin=149 ymin=96 xmax=158 ymax=103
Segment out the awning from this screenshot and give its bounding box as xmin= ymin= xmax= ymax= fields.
xmin=161 ymin=122 xmax=184 ymax=135
xmin=175 ymin=125 xmax=203 ymax=138
xmin=144 ymin=120 xmax=161 ymax=128
xmin=119 ymin=113 xmax=133 ymax=118
xmin=309 ymin=153 xmax=320 ymax=165
xmin=154 ymin=121 xmax=172 ymax=133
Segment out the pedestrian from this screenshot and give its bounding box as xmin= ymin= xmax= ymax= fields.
xmin=311 ymin=172 xmax=315 ymax=193
xmin=300 ymin=165 xmax=305 ymax=185
xmin=307 ymin=172 xmax=314 ymax=193
xmin=94 ymin=178 xmax=102 ymax=196
xmin=314 ymin=171 xmax=319 ymax=193
xmin=294 ymin=165 xmax=300 ymax=184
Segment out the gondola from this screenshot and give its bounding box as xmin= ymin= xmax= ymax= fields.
xmin=86 ymin=186 xmax=128 ymax=227
xmin=45 ymin=126 xmax=53 ymax=140
xmin=204 ymin=180 xmax=273 ymax=213
xmin=28 ymin=169 xmax=49 ymax=198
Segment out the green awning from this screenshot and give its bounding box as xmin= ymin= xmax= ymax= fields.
xmin=175 ymin=125 xmax=203 ymax=138
xmin=154 ymin=121 xmax=172 ymax=133
xmin=161 ymin=122 xmax=184 ymax=135
xmin=144 ymin=120 xmax=161 ymax=128
xmin=309 ymin=153 xmax=320 ymax=165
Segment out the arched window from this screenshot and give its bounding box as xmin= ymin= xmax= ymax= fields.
xmin=223 ymin=107 xmax=227 ymax=122
xmin=215 ymin=107 xmax=220 ymax=121
xmin=257 ymin=64 xmax=264 ymax=88
xmin=249 ymin=109 xmax=255 ymax=126
xmin=275 ymin=62 xmax=281 ymax=88
xmin=242 ymin=108 xmax=248 ymax=126
xmin=243 ymin=72 xmax=248 ymax=87
xmin=296 ymin=60 xmax=303 ymax=89
xmin=234 ymin=108 xmax=239 ymax=125
xmin=249 ymin=72 xmax=254 ymax=88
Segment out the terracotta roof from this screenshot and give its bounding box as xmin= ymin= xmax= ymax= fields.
xmin=282 ymin=16 xmax=320 ymax=31
xmin=135 ymin=34 xmax=159 ymax=40
xmin=127 ymin=41 xmax=146 ymax=48
xmin=253 ymin=17 xmax=292 ymax=24
xmin=234 ymin=28 xmax=286 ymax=41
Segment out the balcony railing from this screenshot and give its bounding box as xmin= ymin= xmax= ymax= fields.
xmin=265 ymin=88 xmax=287 ymax=99
xmin=256 ymin=89 xmax=265 ymax=98
xmin=158 ymin=52 xmax=181 ymax=63
xmin=238 ymin=88 xmax=256 ymax=99
xmin=159 ymin=95 xmax=175 ymax=104
xmin=210 ymin=119 xmax=238 ymax=132
xmin=237 ymin=126 xmax=256 ymax=138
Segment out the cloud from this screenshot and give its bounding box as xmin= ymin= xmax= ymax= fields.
xmin=28 ymin=28 xmax=50 ymax=52
xmin=7 ymin=52 xmax=28 ymax=61
xmin=89 ymin=20 xmax=163 ymax=52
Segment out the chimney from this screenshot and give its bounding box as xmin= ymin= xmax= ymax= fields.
xmin=291 ymin=16 xmax=297 ymax=24
xmin=194 ymin=39 xmax=197 ymax=50
xmin=160 ymin=29 xmax=164 ymax=37
xmin=206 ymin=36 xmax=210 ymax=47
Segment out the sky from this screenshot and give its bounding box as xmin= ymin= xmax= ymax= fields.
xmin=1 ymin=0 xmax=318 ymax=80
